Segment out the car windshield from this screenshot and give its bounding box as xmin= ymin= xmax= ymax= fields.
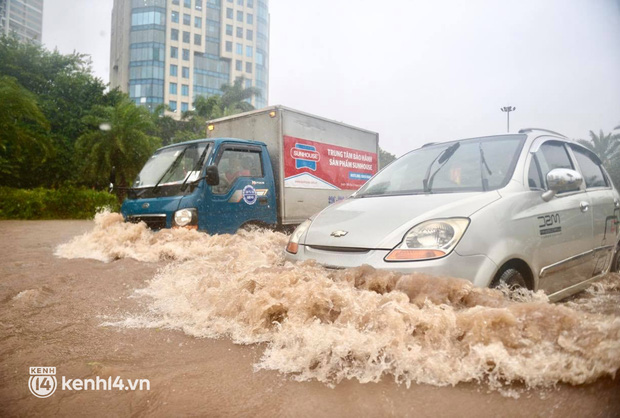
xmin=355 ymin=135 xmax=526 ymax=197
xmin=133 ymin=142 xmax=209 ymax=188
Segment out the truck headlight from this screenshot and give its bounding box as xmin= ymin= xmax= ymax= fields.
xmin=173 ymin=208 xmax=198 ymax=228
xmin=385 ymin=218 xmax=469 ymax=261
xmin=286 ymin=219 xmax=312 ymax=254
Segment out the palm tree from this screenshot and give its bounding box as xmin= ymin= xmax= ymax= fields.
xmin=220 ymin=76 xmax=262 ymax=114
xmin=577 ymin=130 xmax=620 ymax=166
xmin=76 ymin=96 xmax=161 ymax=188
xmin=0 ymin=76 xmax=50 ymax=164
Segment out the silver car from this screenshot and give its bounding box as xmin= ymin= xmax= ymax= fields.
xmin=285 ymin=129 xmax=620 ymax=301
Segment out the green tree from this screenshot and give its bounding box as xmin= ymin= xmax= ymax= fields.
xmin=76 ymin=96 xmax=161 ymax=189
xmin=0 ymin=76 xmax=51 ymax=177
xmin=578 ymin=129 xmax=620 ymax=188
xmin=379 ymin=147 xmax=397 ymax=169
xmin=0 ymin=35 xmax=110 ymax=187
xmin=220 ymin=77 xmax=261 ymax=114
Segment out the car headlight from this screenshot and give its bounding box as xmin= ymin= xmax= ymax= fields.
xmin=286 ymin=219 xmax=312 ymax=254
xmin=173 ymin=208 xmax=198 ymax=228
xmin=385 ymin=218 xmax=470 ymax=261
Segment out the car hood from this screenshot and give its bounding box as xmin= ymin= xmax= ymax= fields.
xmin=303 ymin=191 xmax=501 ymax=250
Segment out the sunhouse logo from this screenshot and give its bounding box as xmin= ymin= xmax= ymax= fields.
xmin=291 ymin=143 xmax=320 ymax=171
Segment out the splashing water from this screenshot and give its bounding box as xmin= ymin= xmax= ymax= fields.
xmin=57 ymin=211 xmax=620 ymax=392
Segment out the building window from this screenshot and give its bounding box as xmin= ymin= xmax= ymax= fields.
xmin=245 ymin=79 xmax=252 ymax=88
xmin=237 ymin=0 xmax=243 ymax=5
xmin=181 ymin=102 xmax=189 ymax=112
xmin=226 ymin=24 xmax=233 ymax=35
xmin=183 ymin=14 xmax=191 ymax=25
xmin=246 ymin=29 xmax=253 ymax=40
xmin=182 ymin=85 xmax=189 ymax=96
xmin=170 ymin=82 xmax=178 ymax=94
xmin=236 ymin=43 xmax=243 ymax=54
xmin=225 ymin=41 xmax=233 ymax=52
xmin=171 ymin=46 xmax=178 ymax=58
xmin=194 ymin=34 xmax=202 ymax=45
xmin=170 ymin=64 xmax=178 ymax=76
xmin=172 ymin=0 xmax=180 ymax=5
xmin=182 ymin=66 xmax=190 ymax=78
xmin=245 ymin=62 xmax=252 ymax=73
xmin=183 ymin=31 xmax=190 ymax=43
xmin=245 ymin=45 xmax=252 ymax=57
xmin=195 ymin=0 xmax=202 ymax=10
xmin=226 ymin=8 xmax=233 ymax=19
xmin=246 ymin=13 xmax=253 ymax=25
xmin=247 ymin=0 xmax=253 ymax=8
xmin=194 ymin=16 xmax=202 ymax=28
xmin=171 ymin=11 xmax=179 ymax=23
xmin=169 ymin=100 xmax=177 ymax=111
xmin=236 ymin=60 xmax=242 ymax=71
xmin=236 ymin=27 xmax=243 ymax=37
xmin=236 ymin=11 xmax=243 ymax=22
xmin=184 ymin=0 xmax=191 ymax=7
xmin=182 ymin=49 xmax=190 ymax=60
xmin=171 ymin=29 xmax=179 ymax=41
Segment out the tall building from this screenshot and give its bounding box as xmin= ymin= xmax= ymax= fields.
xmin=110 ymin=0 xmax=269 ymax=115
xmin=0 ymin=0 xmax=44 ymax=43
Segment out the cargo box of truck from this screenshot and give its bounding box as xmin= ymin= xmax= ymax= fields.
xmin=119 ymin=105 xmax=379 ymax=234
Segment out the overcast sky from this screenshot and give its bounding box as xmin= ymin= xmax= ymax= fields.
xmin=43 ymin=0 xmax=620 ymax=156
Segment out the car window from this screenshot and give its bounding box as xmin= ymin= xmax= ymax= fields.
xmin=534 ymin=142 xmax=574 ymax=189
xmin=527 ymin=157 xmax=544 ymax=190
xmin=570 ymin=146 xmax=608 ymax=189
xmin=212 ymin=148 xmax=263 ymax=194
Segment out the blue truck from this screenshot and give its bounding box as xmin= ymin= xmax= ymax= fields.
xmin=119 ymin=106 xmax=379 ymax=234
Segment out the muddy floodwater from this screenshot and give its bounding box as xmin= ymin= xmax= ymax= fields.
xmin=1 ymin=214 xmax=619 ymax=417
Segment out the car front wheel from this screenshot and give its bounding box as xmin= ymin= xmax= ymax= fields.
xmin=491 ymin=267 xmax=528 ymax=290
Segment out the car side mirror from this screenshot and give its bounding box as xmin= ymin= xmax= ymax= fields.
xmin=542 ymin=168 xmax=583 ymax=201
xmin=205 ymin=165 xmax=220 ymax=186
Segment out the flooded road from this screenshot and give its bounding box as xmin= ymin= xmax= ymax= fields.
xmin=1 ymin=214 xmax=619 ymax=417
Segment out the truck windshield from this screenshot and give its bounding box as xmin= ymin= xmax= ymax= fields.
xmin=133 ymin=142 xmax=209 ymax=188
xmin=355 ymin=135 xmax=525 ymax=197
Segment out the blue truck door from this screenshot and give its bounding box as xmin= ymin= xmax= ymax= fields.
xmin=203 ymin=144 xmax=277 ymax=234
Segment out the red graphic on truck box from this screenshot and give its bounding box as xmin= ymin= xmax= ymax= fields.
xmin=283 ymin=135 xmax=377 ymax=190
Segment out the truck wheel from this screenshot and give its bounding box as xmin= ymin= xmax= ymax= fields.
xmin=491 ymin=267 xmax=527 ymax=290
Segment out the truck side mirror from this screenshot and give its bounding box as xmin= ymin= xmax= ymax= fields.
xmin=109 ymin=166 xmax=116 ymax=193
xmin=542 ymin=168 xmax=583 ymax=201
xmin=205 ymin=165 xmax=220 ymax=186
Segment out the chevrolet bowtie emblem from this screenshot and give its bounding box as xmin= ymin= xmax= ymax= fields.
xmin=330 ymin=230 xmax=348 ymax=237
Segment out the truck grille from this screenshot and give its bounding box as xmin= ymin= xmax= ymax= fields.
xmin=127 ymin=214 xmax=167 ymax=230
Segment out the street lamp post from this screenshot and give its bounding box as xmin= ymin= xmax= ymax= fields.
xmin=500 ymin=106 xmax=516 ymax=132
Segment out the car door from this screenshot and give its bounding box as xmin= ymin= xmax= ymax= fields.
xmin=569 ymin=144 xmax=619 ymax=276
xmin=527 ymin=140 xmax=594 ymax=295
xmin=204 ymin=144 xmax=273 ymax=234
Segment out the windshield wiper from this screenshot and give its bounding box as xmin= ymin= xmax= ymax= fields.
xmin=180 ymin=145 xmax=210 ymax=192
xmin=423 ymin=142 xmax=460 ymax=193
xmin=479 ymin=143 xmax=493 ymax=191
xmin=151 ymin=146 xmax=189 ymax=194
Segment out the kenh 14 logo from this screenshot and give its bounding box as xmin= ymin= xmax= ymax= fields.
xmin=29 ymin=367 xmax=57 ymax=398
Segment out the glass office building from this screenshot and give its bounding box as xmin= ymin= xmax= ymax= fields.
xmin=110 ymin=0 xmax=269 ymax=114
xmin=0 ymin=0 xmax=44 ymax=43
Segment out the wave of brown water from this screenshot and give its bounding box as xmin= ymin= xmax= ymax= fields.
xmin=56 ymin=212 xmax=620 ymax=393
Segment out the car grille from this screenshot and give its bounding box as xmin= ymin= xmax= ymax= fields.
xmin=127 ymin=214 xmax=167 ymax=230
xmin=306 ymin=245 xmax=370 ymax=253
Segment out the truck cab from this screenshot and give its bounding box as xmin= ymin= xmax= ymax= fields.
xmin=121 ymin=138 xmax=277 ymax=234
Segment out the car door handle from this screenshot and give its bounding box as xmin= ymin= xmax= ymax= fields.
xmin=580 ymin=201 xmax=590 ymax=212
xmin=614 ymin=199 xmax=620 ymax=208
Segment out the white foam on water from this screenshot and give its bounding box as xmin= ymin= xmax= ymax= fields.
xmin=59 ymin=212 xmax=620 ymax=393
